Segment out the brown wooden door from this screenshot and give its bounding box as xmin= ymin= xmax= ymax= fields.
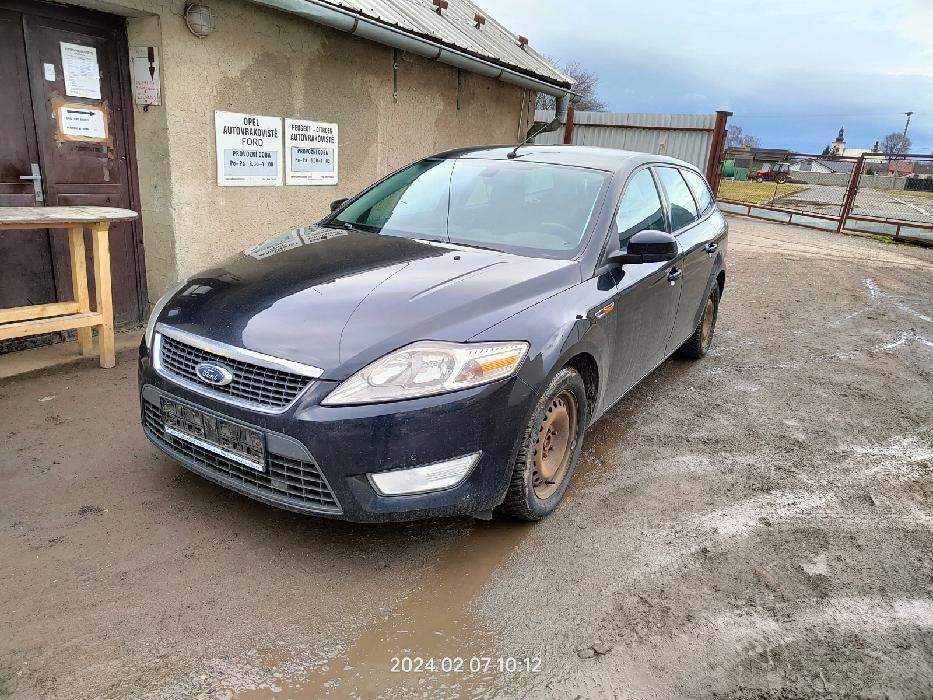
xmin=0 ymin=1 xmax=146 ymax=335
xmin=0 ymin=8 xmax=57 ymax=312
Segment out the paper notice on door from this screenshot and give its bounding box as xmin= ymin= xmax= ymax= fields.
xmin=60 ymin=42 xmax=101 ymax=99
xmin=43 ymin=63 xmax=56 ymax=81
xmin=59 ymin=104 xmax=107 ymax=140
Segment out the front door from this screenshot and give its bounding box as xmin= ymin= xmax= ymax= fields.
xmin=0 ymin=1 xmax=145 ymax=348
xmin=604 ymin=167 xmax=682 ymax=402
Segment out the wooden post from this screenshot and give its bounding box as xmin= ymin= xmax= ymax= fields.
xmin=563 ymin=105 xmax=575 ymax=145
xmin=91 ymin=222 xmax=115 ymax=368
xmin=68 ymin=225 xmax=93 ymax=355
xmin=706 ymin=110 xmax=732 ymax=192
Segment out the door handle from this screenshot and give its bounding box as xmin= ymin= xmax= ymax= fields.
xmin=705 ymin=242 xmax=718 ymax=254
xmin=667 ymin=267 xmax=683 ymax=284
xmin=18 ymin=162 xmax=44 ymax=203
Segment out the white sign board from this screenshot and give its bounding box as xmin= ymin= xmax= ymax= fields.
xmin=60 ymin=42 xmax=101 ymax=99
xmin=129 ymin=46 xmax=161 ymax=106
xmin=285 ymin=119 xmax=338 ymax=185
xmin=215 ymin=111 xmax=282 ymax=186
xmin=59 ymin=105 xmax=107 ymax=139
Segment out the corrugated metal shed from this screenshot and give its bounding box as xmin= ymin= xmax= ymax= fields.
xmin=534 ymin=110 xmax=717 ymax=173
xmin=315 ymin=0 xmax=571 ymax=86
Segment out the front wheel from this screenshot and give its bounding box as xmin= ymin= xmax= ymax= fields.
xmin=500 ymin=367 xmax=588 ymax=521
xmin=678 ymin=285 xmax=720 ymax=359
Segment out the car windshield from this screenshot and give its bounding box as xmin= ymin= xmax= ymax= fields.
xmin=332 ymin=158 xmax=609 ymax=258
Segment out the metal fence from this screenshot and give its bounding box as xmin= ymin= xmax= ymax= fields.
xmin=533 ymin=109 xmax=730 ymax=190
xmin=716 ymin=152 xmax=933 ymax=245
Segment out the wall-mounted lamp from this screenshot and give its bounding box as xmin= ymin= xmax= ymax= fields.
xmin=185 ymin=3 xmax=215 ymax=38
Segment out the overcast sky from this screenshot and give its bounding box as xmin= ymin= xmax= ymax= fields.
xmin=480 ymin=0 xmax=933 ymax=154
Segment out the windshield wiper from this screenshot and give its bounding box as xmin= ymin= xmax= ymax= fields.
xmin=323 ymin=221 xmax=373 ymax=233
xmin=446 ymin=240 xmax=502 ymax=253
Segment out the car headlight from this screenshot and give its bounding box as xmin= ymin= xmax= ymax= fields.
xmin=322 ymin=340 xmax=529 ymax=406
xmin=144 ymin=279 xmax=188 ymax=351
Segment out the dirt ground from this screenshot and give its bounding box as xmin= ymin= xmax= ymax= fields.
xmin=2 ymin=216 xmax=933 ymax=700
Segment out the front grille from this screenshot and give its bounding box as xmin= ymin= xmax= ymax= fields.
xmin=143 ymin=399 xmax=340 ymax=512
xmin=159 ymin=333 xmax=312 ymax=409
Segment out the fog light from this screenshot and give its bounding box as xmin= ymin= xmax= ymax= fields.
xmin=369 ymin=453 xmax=481 ymax=496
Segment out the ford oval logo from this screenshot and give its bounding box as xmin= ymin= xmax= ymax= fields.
xmin=195 ymin=361 xmax=234 ymax=387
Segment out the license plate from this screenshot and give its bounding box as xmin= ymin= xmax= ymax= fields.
xmin=160 ymin=398 xmax=265 ymax=471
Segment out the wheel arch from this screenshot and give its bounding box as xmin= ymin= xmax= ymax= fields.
xmin=563 ymin=351 xmax=599 ymax=421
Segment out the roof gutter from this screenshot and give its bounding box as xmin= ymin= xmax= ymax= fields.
xmin=246 ymin=0 xmax=573 ymax=98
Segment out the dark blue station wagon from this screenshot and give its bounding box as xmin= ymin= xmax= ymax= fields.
xmin=139 ymin=146 xmax=727 ymax=522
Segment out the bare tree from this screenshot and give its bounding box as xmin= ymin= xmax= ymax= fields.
xmin=725 ymin=125 xmax=761 ymax=149
xmin=536 ymin=60 xmax=606 ymax=112
xmin=879 ymin=131 xmax=912 ymax=157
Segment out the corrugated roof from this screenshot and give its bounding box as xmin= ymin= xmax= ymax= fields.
xmin=316 ymin=0 xmax=572 ymax=87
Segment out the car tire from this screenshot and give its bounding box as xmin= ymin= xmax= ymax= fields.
xmin=755 ymin=176 xmax=764 ymax=183
xmin=499 ymin=367 xmax=588 ymax=521
xmin=677 ymin=285 xmax=720 ymax=359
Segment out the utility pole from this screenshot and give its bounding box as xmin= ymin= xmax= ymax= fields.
xmin=902 ymin=111 xmax=913 ymax=155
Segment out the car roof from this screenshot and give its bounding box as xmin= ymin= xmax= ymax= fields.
xmin=430 ymin=145 xmax=700 ymax=173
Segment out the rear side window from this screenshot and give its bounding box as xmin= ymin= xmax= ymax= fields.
xmin=681 ymin=169 xmax=714 ymax=216
xmin=614 ymin=169 xmax=666 ymax=246
xmin=656 ymin=167 xmax=698 ymax=231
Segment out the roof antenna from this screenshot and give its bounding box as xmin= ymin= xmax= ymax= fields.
xmin=507 ymin=125 xmax=542 ymax=159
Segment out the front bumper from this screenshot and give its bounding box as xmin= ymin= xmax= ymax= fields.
xmin=138 ymin=350 xmax=538 ymax=522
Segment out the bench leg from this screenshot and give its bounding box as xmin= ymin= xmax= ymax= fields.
xmin=68 ymin=225 xmax=93 ymax=355
xmin=91 ymin=222 xmax=115 ymax=368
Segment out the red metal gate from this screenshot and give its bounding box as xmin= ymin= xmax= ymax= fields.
xmin=716 ymin=151 xmax=933 ymax=245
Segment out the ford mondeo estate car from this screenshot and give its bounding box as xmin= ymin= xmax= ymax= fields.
xmin=139 ymin=146 xmax=727 ymax=522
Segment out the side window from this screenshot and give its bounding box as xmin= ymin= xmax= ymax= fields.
xmin=614 ymin=169 xmax=666 ymax=247
xmin=656 ymin=167 xmax=699 ymax=231
xmin=681 ymin=168 xmax=714 ymax=216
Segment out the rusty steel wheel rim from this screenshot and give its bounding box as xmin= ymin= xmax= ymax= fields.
xmin=532 ymin=390 xmax=578 ymax=500
xmin=701 ymin=298 xmax=715 ymax=349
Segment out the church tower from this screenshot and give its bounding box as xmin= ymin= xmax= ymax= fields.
xmin=830 ymin=127 xmax=846 ymax=156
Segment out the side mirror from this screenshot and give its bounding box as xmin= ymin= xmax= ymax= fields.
xmin=607 ymin=230 xmax=677 ymax=265
xmin=330 ymin=198 xmax=349 ymax=213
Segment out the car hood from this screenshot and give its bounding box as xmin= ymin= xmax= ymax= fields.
xmin=156 ymin=226 xmax=580 ymax=379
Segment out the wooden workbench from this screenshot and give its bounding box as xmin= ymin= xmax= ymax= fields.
xmin=0 ymin=206 xmax=139 ymax=368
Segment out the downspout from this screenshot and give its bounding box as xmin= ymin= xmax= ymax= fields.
xmin=524 ymin=93 xmax=572 ymax=142
xmin=247 ymin=0 xmax=572 ymax=99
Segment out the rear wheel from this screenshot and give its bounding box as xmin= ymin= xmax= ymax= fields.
xmin=678 ymin=285 xmax=720 ymax=359
xmin=500 ymin=367 xmax=587 ymax=521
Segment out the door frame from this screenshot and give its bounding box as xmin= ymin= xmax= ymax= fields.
xmin=0 ymin=0 xmax=148 ymax=323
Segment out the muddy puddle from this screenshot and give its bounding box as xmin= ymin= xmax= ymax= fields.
xmin=235 ymin=519 xmax=533 ymax=699
xmin=233 ymin=439 xmax=614 ymax=700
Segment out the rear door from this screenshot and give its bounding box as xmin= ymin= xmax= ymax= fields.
xmin=604 ymin=167 xmax=683 ymax=402
xmin=660 ymin=167 xmax=720 ymax=353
